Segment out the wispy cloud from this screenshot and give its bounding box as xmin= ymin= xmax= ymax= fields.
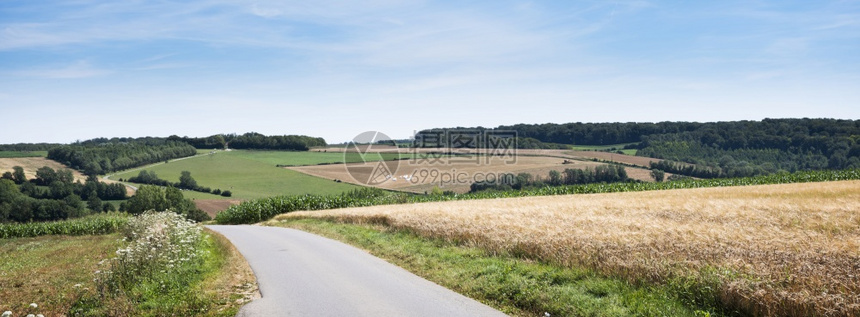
xmin=14 ymin=61 xmax=111 ymax=79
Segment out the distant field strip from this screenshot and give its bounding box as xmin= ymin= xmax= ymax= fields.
xmin=0 ymin=151 xmax=46 ymax=158
xmin=279 ymin=180 xmax=860 ymax=316
xmin=110 ymin=150 xmax=362 ymax=200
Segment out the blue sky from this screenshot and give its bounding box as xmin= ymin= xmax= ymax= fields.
xmin=1 ymin=0 xmax=858 ymax=144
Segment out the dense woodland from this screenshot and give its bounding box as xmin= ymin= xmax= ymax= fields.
xmin=47 ymin=138 xmax=197 ymax=175
xmin=421 ymin=119 xmax=860 ymax=178
xmin=0 ymin=166 xmax=126 ymax=222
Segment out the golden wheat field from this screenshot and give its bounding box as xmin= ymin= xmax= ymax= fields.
xmin=276 ymin=180 xmax=860 ymax=316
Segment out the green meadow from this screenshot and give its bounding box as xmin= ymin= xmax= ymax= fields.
xmin=111 ymin=150 xmax=363 ymax=200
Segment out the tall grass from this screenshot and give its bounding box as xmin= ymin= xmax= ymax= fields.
xmin=216 ymin=168 xmax=860 ymax=224
xmin=0 ymin=213 xmax=129 ymax=239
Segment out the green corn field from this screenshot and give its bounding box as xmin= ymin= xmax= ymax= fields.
xmin=0 ymin=213 xmax=129 ymax=239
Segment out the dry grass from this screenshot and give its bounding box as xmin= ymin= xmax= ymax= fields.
xmin=0 ymin=157 xmax=88 ymax=183
xmin=277 ymin=180 xmax=860 ymax=316
xmin=201 ymin=229 xmax=259 ymax=314
xmin=0 ymin=234 xmax=123 ymax=315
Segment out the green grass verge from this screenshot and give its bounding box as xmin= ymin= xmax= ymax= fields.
xmin=110 ymin=150 xmax=362 ymax=200
xmin=271 ymin=218 xmax=715 ymax=316
xmin=0 ymin=151 xmax=47 ymax=158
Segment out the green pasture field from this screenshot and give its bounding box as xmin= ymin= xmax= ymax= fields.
xmin=111 ymin=150 xmax=363 ymax=200
xmin=0 ymin=151 xmax=48 ymax=158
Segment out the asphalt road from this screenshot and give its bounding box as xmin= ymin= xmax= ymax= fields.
xmin=207 ymin=225 xmax=507 ymax=317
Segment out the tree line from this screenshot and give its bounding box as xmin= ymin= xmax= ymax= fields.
xmin=125 ymin=170 xmax=232 ymax=197
xmin=470 ymin=165 xmax=630 ymax=193
xmin=0 ymin=143 xmax=62 ymax=151
xmin=168 ymin=132 xmax=326 ymax=151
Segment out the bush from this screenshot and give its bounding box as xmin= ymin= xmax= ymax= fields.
xmin=220 ymin=190 xmax=232 ymax=197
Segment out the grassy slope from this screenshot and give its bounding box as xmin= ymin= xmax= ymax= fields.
xmin=272 ymin=218 xmax=705 ymax=316
xmin=0 ymin=234 xmax=123 ymax=315
xmin=111 ymin=150 xmax=362 ymax=200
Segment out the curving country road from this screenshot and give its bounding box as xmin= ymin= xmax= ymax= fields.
xmin=207 ymin=225 xmax=507 ymax=317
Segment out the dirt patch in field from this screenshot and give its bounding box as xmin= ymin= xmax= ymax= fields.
xmin=195 ymin=199 xmax=243 ymax=218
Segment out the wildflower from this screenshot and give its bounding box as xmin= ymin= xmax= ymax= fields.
xmin=29 ymin=303 xmax=37 ymax=309
xmin=74 ymin=283 xmax=82 ymax=288
xmin=2 ymin=311 xmax=12 ymax=317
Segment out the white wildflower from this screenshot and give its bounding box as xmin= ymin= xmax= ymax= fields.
xmin=29 ymin=303 xmax=37 ymax=309
xmin=2 ymin=311 xmax=12 ymax=317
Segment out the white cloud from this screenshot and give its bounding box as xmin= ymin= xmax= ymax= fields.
xmin=15 ymin=61 xmax=111 ymax=79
